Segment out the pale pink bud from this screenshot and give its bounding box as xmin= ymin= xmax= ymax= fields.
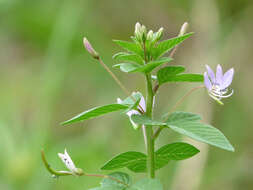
xmin=83 ymin=37 xmax=99 ymax=59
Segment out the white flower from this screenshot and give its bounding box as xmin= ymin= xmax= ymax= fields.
xmin=58 ymin=149 xmax=80 ymax=175
xmin=117 ymin=92 xmax=146 ymax=129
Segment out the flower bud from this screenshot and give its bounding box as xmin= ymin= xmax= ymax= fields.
xmin=155 ymin=27 xmax=164 ymax=42
xmin=135 ymin=22 xmax=141 ymax=35
xmin=179 ymin=22 xmax=189 ymax=36
xmin=83 ymin=37 xmax=99 ymax=59
xmin=141 ymin=25 xmax=147 ymax=42
xmin=147 ymin=30 xmax=154 ymax=41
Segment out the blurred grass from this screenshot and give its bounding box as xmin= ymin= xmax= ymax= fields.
xmin=0 ymin=0 xmax=253 ymax=189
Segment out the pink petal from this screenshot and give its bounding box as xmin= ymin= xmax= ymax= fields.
xmin=204 ymin=72 xmax=212 ymax=90
xmin=221 ymin=68 xmax=234 ymax=89
xmin=216 ymin=64 xmax=223 ymax=85
xmin=138 ymin=96 xmax=146 ymax=112
xmin=205 ymin=65 xmax=215 ymax=83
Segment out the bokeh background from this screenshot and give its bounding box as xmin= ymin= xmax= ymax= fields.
xmin=0 ymin=0 xmax=252 ymax=189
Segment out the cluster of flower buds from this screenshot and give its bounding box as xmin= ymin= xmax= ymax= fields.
xmin=134 ymin=22 xmax=164 ymax=45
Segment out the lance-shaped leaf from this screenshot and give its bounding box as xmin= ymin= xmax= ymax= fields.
xmin=157 ymin=66 xmax=185 ymax=77
xmin=101 ymin=151 xmax=146 ymax=171
xmin=165 ymin=112 xmax=202 ymax=123
xmin=61 ymin=104 xmax=128 ymax=125
xmin=101 ymin=150 xmax=170 ymax=173
xmin=113 ymin=40 xmax=144 ymax=58
xmin=151 ymin=32 xmax=193 ymax=59
xmin=113 ymin=52 xmax=144 ymax=65
xmin=114 ymin=57 xmax=172 ymax=74
xmin=113 ymin=63 xmax=141 ymax=73
xmin=155 ymin=142 xmax=200 ymax=160
xmin=136 ymin=57 xmax=173 ymax=73
xmin=158 ymin=73 xmax=203 ymax=84
xmin=130 ymin=115 xmax=166 ymax=126
xmin=165 ymin=121 xmax=234 ymax=152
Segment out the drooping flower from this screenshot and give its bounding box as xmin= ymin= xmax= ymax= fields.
xmin=204 ymin=64 xmax=234 ymax=104
xmin=117 ymin=92 xmax=146 ymax=129
xmin=58 ymin=149 xmax=84 ymax=176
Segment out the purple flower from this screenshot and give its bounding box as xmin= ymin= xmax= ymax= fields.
xmin=204 ymin=64 xmax=234 ymax=103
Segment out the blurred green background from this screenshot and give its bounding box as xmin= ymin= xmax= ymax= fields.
xmin=0 ymin=0 xmax=252 ymax=189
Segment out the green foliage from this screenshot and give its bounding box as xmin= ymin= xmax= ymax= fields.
xmin=113 ymin=52 xmax=144 ymax=65
xmin=158 ymin=73 xmax=203 ymax=84
xmin=157 ymin=66 xmax=186 ymax=76
xmin=90 ymin=172 xmax=131 ymax=190
xmin=101 ymin=172 xmax=131 ymax=188
xmin=165 ymin=112 xmax=202 ymax=123
xmin=101 ymin=151 xmax=147 ymax=172
xmin=166 ymin=121 xmax=234 ymax=152
xmin=157 ymin=66 xmax=203 ymax=84
xmin=101 ymin=142 xmax=199 ymax=173
xmin=90 ymin=174 xmax=163 ymax=190
xmin=156 ymin=142 xmax=200 ymax=160
xmin=131 ymin=115 xmax=166 ymax=126
xmin=131 ymin=178 xmax=163 ymax=190
xmin=130 ymin=112 xmax=234 ymax=152
xmin=165 ymin=112 xmax=234 ymax=151
xmin=61 ymin=104 xmax=128 ymax=125
xmin=151 ymin=33 xmax=193 ymax=59
xmin=114 ymin=57 xmax=172 ymax=74
xmin=113 ymin=40 xmax=144 ymax=58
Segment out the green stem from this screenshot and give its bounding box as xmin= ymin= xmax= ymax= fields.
xmin=145 ymin=74 xmax=155 ymax=178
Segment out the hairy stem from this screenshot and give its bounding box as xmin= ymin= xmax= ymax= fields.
xmin=145 ymin=74 xmax=155 ymax=178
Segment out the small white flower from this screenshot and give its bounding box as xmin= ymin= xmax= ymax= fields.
xmin=117 ymin=92 xmax=146 ymax=129
xmin=58 ymin=149 xmax=79 ymax=174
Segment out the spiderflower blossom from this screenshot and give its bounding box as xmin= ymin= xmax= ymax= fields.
xmin=58 ymin=149 xmax=84 ymax=176
xmin=117 ymin=92 xmax=146 ymax=129
xmin=204 ymin=64 xmax=234 ymax=104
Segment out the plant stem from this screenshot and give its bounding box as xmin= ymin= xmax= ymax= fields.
xmin=145 ymin=74 xmax=155 ymax=178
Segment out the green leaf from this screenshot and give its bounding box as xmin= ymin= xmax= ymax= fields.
xmin=165 ymin=121 xmax=234 ymax=152
xmin=113 ymin=63 xmax=141 ymax=73
xmin=114 ymin=57 xmax=172 ymax=74
xmin=118 ymin=92 xmax=142 ymax=106
xmin=113 ymin=52 xmax=144 ymax=65
xmin=89 ymin=186 xmax=123 ymax=190
xmin=113 ymin=40 xmax=143 ymax=57
xmin=61 ymin=104 xmax=128 ymax=125
xmin=156 ymin=142 xmax=200 ymax=160
xmin=158 ymin=73 xmax=203 ymax=84
xmin=101 ymin=150 xmax=170 ymax=173
xmin=152 ymin=32 xmax=193 ymax=59
xmin=101 ymin=151 xmax=146 ymax=171
xmin=101 ymin=172 xmax=131 ymax=188
xmin=157 ymin=65 xmax=185 ymax=79
xmin=165 ymin=112 xmax=202 ymax=123
xmin=131 ymin=178 xmax=163 ymax=190
xmin=135 ymin=57 xmax=173 ymax=73
xmin=157 ymin=66 xmax=185 ymax=81
xmin=130 ymin=115 xmax=166 ymax=126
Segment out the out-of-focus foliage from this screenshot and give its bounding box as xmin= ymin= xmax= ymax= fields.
xmin=0 ymin=0 xmax=252 ymax=189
